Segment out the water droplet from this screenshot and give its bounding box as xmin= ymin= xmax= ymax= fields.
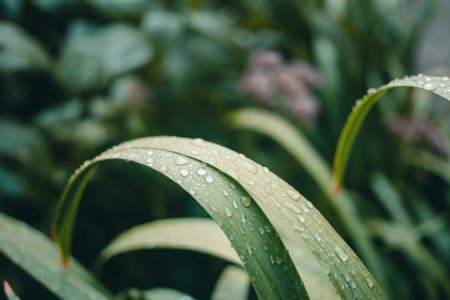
xmin=263 ymin=166 xmax=269 ymax=172
xmin=222 ymin=190 xmax=229 ymax=197
xmin=440 ymin=83 xmax=446 ymax=88
xmin=180 ymin=169 xmax=189 ymax=177
xmin=292 ymin=224 xmax=305 ymax=232
xmin=301 ymin=204 xmax=309 ymax=213
xmin=287 ymin=189 xmax=300 ymax=201
xmin=283 ymin=201 xmax=301 ymax=213
xmin=146 ymin=157 xmax=154 ymax=165
xmin=443 ymin=76 xmax=449 ymax=81
xmin=147 ymin=151 xmax=154 ymax=156
xmin=248 ymin=180 xmax=255 ymax=186
xmin=159 ymin=165 xmax=168 ymax=173
xmin=274 ymin=255 xmax=283 ymax=265
xmin=191 ymin=150 xmax=200 ymax=156
xmin=335 ymin=246 xmax=348 ymax=262
xmin=197 ymin=168 xmax=206 ymax=176
xmin=259 ymin=227 xmax=265 ymax=235
xmin=424 ymin=83 xmax=435 ymax=91
xmin=313 ymin=233 xmax=322 ymax=241
xmin=270 ymin=255 xmax=275 ymax=264
xmin=176 ymin=157 xmax=188 ymax=165
xmin=224 ymin=207 xmax=233 ymax=217
xmin=240 ymin=196 xmax=251 ymax=207
xmin=205 ymin=174 xmax=214 ymax=183
xmin=367 ymin=88 xmax=376 ymax=94
xmin=425 ymin=76 xmax=432 ymax=82
xmin=366 ymin=277 xmax=374 ymax=288
xmin=418 ymin=80 xmax=424 ymax=86
xmin=192 ymin=138 xmax=206 ymax=146
xmin=243 ymin=161 xmax=257 ymax=174
xmin=306 ymin=200 xmax=313 ymax=208
xmin=232 ymin=200 xmax=238 ymax=209
xmin=188 ymin=188 xmax=196 ymax=195
xmin=230 ymin=183 xmax=236 ymax=189
xmin=264 ymin=225 xmax=272 ymax=233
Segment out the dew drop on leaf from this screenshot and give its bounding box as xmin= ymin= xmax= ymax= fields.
xmin=240 ymin=196 xmax=251 ymax=207
xmin=224 ymin=207 xmax=233 ymax=217
xmin=335 ymin=245 xmax=349 ymax=262
xmin=197 ymin=168 xmax=206 ymax=176
xmin=175 ymin=157 xmax=188 ymax=165
xmin=205 ymin=174 xmax=214 ymax=183
xmin=180 ymin=169 xmax=189 ymax=177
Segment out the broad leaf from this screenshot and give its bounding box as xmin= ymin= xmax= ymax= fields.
xmin=52 ymin=136 xmax=385 ymax=299
xmin=0 ymin=212 xmax=112 ymax=300
xmin=333 ymin=75 xmax=450 ymax=190
xmin=52 ymin=140 xmax=309 ymax=300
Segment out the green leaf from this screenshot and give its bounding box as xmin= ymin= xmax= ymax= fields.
xmin=52 ymin=136 xmax=386 ymax=299
xmin=3 ymin=281 xmax=20 ymax=300
xmin=0 ymin=212 xmax=112 ymax=300
xmin=333 ymin=75 xmax=450 ymax=190
xmin=52 ymin=138 xmax=309 ymax=300
xmin=211 ymin=266 xmax=249 ymax=300
xmin=227 ymin=108 xmax=388 ymax=292
xmin=99 ymin=218 xmax=337 ymax=300
xmin=98 ymin=218 xmax=240 ymax=267
xmin=0 ymin=21 xmax=51 ymax=72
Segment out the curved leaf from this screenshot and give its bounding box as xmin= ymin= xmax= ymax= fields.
xmin=53 ymin=136 xmax=386 ymax=299
xmin=227 ymin=108 xmax=387 ymax=290
xmin=52 ymin=141 xmax=309 ymax=300
xmin=98 ymin=218 xmax=337 ymax=300
xmin=333 ymin=75 xmax=450 ymax=190
xmin=0 ymin=212 xmax=112 ymax=300
xmin=211 ymin=266 xmax=249 ymax=300
xmin=98 ymin=218 xmax=240 ymax=266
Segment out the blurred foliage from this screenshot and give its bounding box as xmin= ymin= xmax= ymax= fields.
xmin=0 ymin=0 xmax=449 ymax=299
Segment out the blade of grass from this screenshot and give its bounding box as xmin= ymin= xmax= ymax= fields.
xmin=52 ymin=136 xmax=386 ymax=299
xmin=98 ymin=218 xmax=337 ymax=300
xmin=211 ymin=266 xmax=249 ymax=300
xmin=52 ymin=145 xmax=309 ymax=300
xmin=227 ymin=108 xmax=388 ymax=293
xmin=333 ymin=74 xmax=450 ymax=190
xmin=0 ymin=212 xmax=112 ymax=300
xmin=3 ymin=281 xmax=20 ymax=300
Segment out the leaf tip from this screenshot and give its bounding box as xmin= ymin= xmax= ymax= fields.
xmin=3 ymin=280 xmax=12 ymax=293
xmin=332 ymin=179 xmax=341 ymax=197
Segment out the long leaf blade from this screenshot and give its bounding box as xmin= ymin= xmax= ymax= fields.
xmin=99 ymin=217 xmax=337 ymax=300
xmin=99 ymin=218 xmax=240 ymax=266
xmin=333 ymin=75 xmax=450 ymax=190
xmin=0 ymin=212 xmax=112 ymax=300
xmin=52 ymin=144 xmax=309 ymax=300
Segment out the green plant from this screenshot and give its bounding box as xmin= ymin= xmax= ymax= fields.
xmin=1 ymin=75 xmax=449 ymax=299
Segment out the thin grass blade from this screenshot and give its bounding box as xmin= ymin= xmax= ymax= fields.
xmin=3 ymin=281 xmax=20 ymax=300
xmin=333 ymin=75 xmax=450 ymax=190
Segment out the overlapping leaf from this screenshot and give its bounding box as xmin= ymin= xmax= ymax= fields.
xmin=52 ymin=136 xmax=385 ymax=299
xmin=52 ymin=141 xmax=308 ymax=300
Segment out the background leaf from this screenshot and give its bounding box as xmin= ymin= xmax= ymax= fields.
xmin=333 ymin=75 xmax=450 ymax=190
xmin=0 ymin=212 xmax=112 ymax=300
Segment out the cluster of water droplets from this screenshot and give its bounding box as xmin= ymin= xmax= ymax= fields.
xmin=100 ymin=137 xmax=383 ymax=298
